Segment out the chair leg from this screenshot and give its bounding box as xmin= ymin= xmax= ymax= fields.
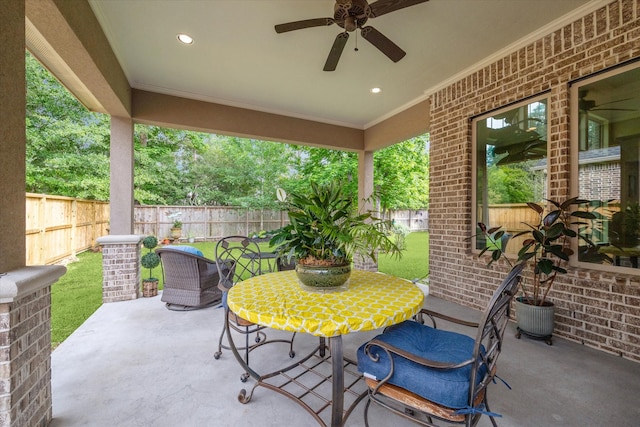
xmin=484 ymin=398 xmax=498 ymax=427
xmin=288 ymin=332 xmax=296 ymax=358
xmin=214 ymin=324 xmax=226 ymax=359
xmin=240 ymin=326 xmax=250 ymax=382
xmin=363 ymin=396 xmax=372 ymax=427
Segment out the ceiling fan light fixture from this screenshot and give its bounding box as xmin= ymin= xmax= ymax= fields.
xmin=370 ymin=87 xmax=382 ymax=94
xmin=177 ymin=34 xmax=194 ymax=45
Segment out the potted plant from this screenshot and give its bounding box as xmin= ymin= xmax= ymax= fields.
xmin=170 ymin=220 xmax=182 ymax=240
xmin=474 ymin=197 xmax=610 ymax=344
xmin=140 ymin=235 xmax=161 ymax=297
xmin=269 ymin=181 xmax=402 ymax=289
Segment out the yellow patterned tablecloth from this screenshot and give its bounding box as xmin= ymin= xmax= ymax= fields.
xmin=227 ymin=269 xmax=424 ymax=337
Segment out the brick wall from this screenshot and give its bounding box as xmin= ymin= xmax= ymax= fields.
xmin=98 ymin=235 xmax=143 ymax=302
xmin=0 ymin=288 xmax=52 ymax=426
xmin=579 ymin=162 xmax=620 ymax=200
xmin=429 ymin=0 xmax=640 ymax=362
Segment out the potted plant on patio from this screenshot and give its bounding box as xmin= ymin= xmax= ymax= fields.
xmin=474 ymin=197 xmax=610 ymax=344
xmin=140 ymin=235 xmax=161 ymax=297
xmin=170 ymin=220 xmax=183 ymax=240
xmin=269 ymin=181 xmax=402 ymax=289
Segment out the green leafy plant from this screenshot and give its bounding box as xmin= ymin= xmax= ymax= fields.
xmin=269 ymin=181 xmax=402 ymax=266
xmin=172 ymin=220 xmax=182 ymax=228
xmin=140 ymin=235 xmax=160 ymax=281
xmin=474 ymin=197 xmax=611 ymax=306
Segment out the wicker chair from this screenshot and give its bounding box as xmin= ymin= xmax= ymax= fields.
xmin=213 ymin=235 xmax=296 ymax=382
xmin=156 ymin=246 xmax=223 ymax=311
xmin=357 ymin=263 xmax=524 ymax=427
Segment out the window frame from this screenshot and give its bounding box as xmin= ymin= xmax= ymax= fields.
xmin=471 ymin=94 xmax=549 ymax=256
xmin=570 ymin=60 xmax=640 ymax=274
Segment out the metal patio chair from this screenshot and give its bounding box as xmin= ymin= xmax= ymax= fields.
xmin=213 ymin=235 xmax=296 ymax=382
xmin=357 ymin=263 xmax=524 ymax=427
xmin=156 ymin=246 xmax=223 ymax=311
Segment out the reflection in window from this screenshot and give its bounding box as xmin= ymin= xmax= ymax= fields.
xmin=474 ymin=98 xmax=547 ymax=255
xmin=574 ymin=62 xmax=640 ymax=269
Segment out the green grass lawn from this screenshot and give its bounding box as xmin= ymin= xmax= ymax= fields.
xmin=51 ymin=231 xmax=428 ymax=346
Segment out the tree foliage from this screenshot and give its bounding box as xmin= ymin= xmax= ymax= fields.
xmin=26 ymin=51 xmax=111 ymax=199
xmin=26 ymin=51 xmax=430 ymax=210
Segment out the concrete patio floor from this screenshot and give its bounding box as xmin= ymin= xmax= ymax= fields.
xmin=51 ymin=291 xmax=640 ymax=427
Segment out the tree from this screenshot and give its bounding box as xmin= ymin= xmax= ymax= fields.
xmin=26 ymin=50 xmax=430 ymax=211
xmin=284 ymin=136 xmax=430 ymax=211
xmin=26 ymin=51 xmax=111 ymax=199
xmin=374 ymin=136 xmax=429 ymax=211
xmin=187 ymin=136 xmax=293 ymax=208
xmin=134 ymin=125 xmax=209 ymax=205
xmin=487 ymin=165 xmax=537 ymax=204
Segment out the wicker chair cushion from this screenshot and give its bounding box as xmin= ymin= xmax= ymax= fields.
xmin=357 ymin=320 xmax=487 ymax=409
xmin=163 ymin=245 xmax=204 ymax=257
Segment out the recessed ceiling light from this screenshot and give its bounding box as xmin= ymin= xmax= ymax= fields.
xmin=177 ymin=34 xmax=194 ymax=45
xmin=370 ymin=87 xmax=382 ymax=94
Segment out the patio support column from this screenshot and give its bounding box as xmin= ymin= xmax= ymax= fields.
xmin=0 ymin=0 xmax=26 ymax=274
xmin=97 ymin=117 xmax=141 ymax=302
xmin=109 ymin=116 xmax=135 ymax=234
xmin=355 ymin=150 xmax=378 ymax=271
xmin=0 ymin=4 xmax=67 ymax=427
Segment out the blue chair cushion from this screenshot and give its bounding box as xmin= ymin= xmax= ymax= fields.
xmin=357 ymin=320 xmax=486 ymax=409
xmin=164 ymin=245 xmax=204 ymax=257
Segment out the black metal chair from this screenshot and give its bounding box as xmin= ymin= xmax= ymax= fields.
xmin=357 ymin=263 xmax=524 ymax=427
xmin=213 ymin=235 xmax=296 ymax=381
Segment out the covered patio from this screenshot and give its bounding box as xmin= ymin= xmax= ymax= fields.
xmin=1 ymin=0 xmax=640 ymax=426
xmin=50 ymin=291 xmax=640 ymax=426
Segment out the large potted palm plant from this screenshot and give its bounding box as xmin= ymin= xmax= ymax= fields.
xmin=269 ymin=182 xmax=401 ymax=289
xmin=475 ymin=197 xmax=611 ymax=344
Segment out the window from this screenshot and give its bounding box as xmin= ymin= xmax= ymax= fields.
xmin=473 ymin=96 xmax=548 ymax=255
xmin=572 ymin=61 xmax=640 ymax=271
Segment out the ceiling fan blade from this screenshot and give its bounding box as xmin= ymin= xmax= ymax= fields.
xmin=324 ymin=32 xmax=349 ymax=72
xmin=369 ymin=0 xmax=430 ymax=18
xmin=275 ymin=18 xmax=334 ymax=33
xmin=361 ymin=26 xmax=406 ymax=62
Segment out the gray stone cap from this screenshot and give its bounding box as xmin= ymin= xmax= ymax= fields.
xmin=97 ymin=235 xmax=143 ymax=245
xmin=0 ymin=265 xmax=67 ymax=303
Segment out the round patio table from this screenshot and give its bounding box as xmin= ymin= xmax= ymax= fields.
xmin=226 ymin=269 xmax=424 ymax=427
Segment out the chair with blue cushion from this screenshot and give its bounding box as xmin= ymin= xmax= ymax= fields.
xmin=357 ymin=263 xmax=524 ymax=427
xmin=156 ymin=245 xmax=223 ymax=311
xmin=213 ymin=235 xmax=296 ymax=382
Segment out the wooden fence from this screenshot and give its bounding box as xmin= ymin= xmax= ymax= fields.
xmin=25 ymin=195 xmax=622 ymax=265
xmin=133 ymin=206 xmax=430 ymax=241
xmin=24 ymin=194 xmax=428 ymax=265
xmin=26 ymin=193 xmax=110 ymax=265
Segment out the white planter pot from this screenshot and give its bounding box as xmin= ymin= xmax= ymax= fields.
xmin=515 ymin=297 xmax=554 ymax=344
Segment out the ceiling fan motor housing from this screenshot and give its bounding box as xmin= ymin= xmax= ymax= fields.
xmin=334 ymin=0 xmax=370 ymax=31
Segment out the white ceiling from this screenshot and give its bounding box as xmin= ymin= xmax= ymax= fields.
xmin=88 ymin=0 xmax=594 ymax=129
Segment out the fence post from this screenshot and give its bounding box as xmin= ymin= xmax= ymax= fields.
xmin=71 ymin=199 xmax=77 ymax=258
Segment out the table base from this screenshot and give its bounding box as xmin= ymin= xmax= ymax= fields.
xmin=228 ymin=327 xmax=367 ymax=426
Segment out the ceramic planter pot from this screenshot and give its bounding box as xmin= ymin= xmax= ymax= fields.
xmin=295 ymin=263 xmax=351 ymax=290
xmin=514 ymin=296 xmax=554 ymax=344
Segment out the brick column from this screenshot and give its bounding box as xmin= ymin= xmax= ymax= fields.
xmin=0 ymin=266 xmax=66 ymax=426
xmin=97 ymin=235 xmax=142 ymax=302
xmin=353 ymin=254 xmax=378 ymax=272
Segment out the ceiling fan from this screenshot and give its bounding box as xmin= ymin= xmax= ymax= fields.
xmin=578 ymin=89 xmax=634 ymax=113
xmin=274 ymin=0 xmax=430 ymax=71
